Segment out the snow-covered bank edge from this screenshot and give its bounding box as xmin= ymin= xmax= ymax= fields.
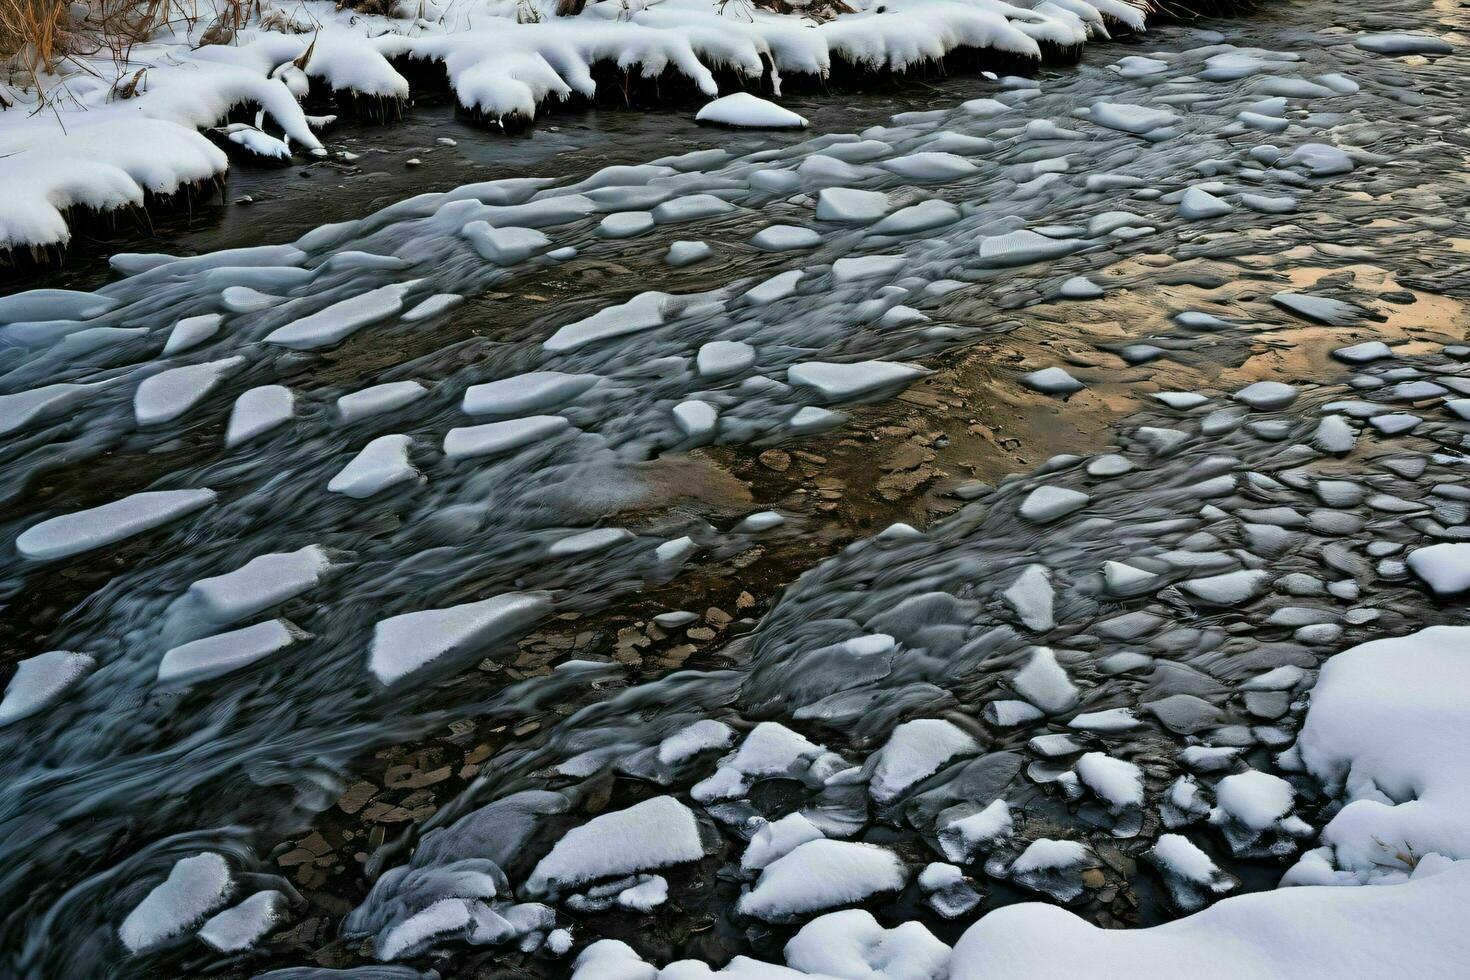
xmin=559 ymin=625 xmax=1470 ymax=979
xmin=0 ymin=0 xmax=1155 ymax=263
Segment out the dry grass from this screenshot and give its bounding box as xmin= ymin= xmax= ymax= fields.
xmin=1 ymin=0 xmax=254 ymax=108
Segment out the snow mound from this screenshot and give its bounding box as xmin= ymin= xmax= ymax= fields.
xmin=697 ymin=94 xmax=808 ymax=129
xmin=526 ymin=796 xmax=706 ymax=897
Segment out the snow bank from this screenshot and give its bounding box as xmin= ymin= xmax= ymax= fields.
xmin=1284 ymin=626 xmax=1470 ymax=885
xmin=950 ymin=861 xmax=1470 ymax=978
xmin=0 ymin=0 xmax=1148 ymax=251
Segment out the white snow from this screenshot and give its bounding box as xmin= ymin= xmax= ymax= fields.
xmin=737 ymin=839 xmax=906 ymax=921
xmin=869 ymin=719 xmax=981 ymax=803
xmin=1285 ymin=626 xmax=1470 ymax=885
xmin=1406 ymin=543 xmax=1470 ymax=597
xmin=742 ymin=813 xmax=826 ymax=873
xmin=952 ymin=861 xmax=1470 ymax=978
xmin=444 ymin=416 xmax=572 ymax=459
xmin=938 ymin=800 xmax=1013 ymax=862
xmin=369 ymin=591 xmax=551 ymax=685
xmin=1076 ymin=752 xmax=1144 ymax=811
xmin=16 ymin=489 xmax=217 ymax=561
xmin=526 ymin=796 xmax=705 ymax=896
xmin=697 ymin=94 xmax=807 ymax=129
xmin=784 ymin=910 xmax=950 ymax=980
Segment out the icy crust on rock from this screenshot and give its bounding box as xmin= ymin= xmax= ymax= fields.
xmin=526 ymin=796 xmax=706 ymax=897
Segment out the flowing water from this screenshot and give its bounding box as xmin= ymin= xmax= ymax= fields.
xmin=1 ymin=0 xmax=1468 ymax=976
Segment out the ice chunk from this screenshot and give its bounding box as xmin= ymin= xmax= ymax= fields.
xmin=1022 ymin=367 xmax=1084 ymax=395
xmin=157 ymin=620 xmax=301 ymax=685
xmin=544 ymin=292 xmax=669 ymax=352
xmin=696 ymin=93 xmax=807 ymax=129
xmin=526 ymin=796 xmax=705 ymax=897
xmin=462 ymin=222 xmax=552 ymax=263
xmin=463 ymin=372 xmax=595 ymax=416
xmin=1179 ymin=188 xmax=1232 ymax=220
xmin=978 ymin=230 xmax=1085 ymax=267
xmin=787 ymin=360 xmax=928 ymax=399
xmin=337 ymin=381 xmax=427 ymax=422
xmin=831 ymin=255 xmax=905 ymax=282
xmin=1232 ymin=381 xmax=1297 ymax=410
xmin=745 ymin=270 xmax=805 ymax=305
xmin=598 ymin=212 xmax=654 ymax=238
xmin=1003 ymin=564 xmax=1054 ymax=632
xmin=547 ymin=528 xmax=634 ymax=557
xmin=328 ymin=434 xmax=419 ymax=498
xmin=119 ymin=852 xmax=232 ymax=954
xmin=403 ymin=293 xmax=463 ymax=322
xmin=0 ymin=383 xmax=104 ymax=437
xmin=17 ymin=489 xmax=216 ymax=561
xmin=134 ymin=357 xmax=246 ymax=426
xmin=673 ymin=400 xmax=719 ymax=440
xmin=751 ymin=225 xmax=822 ymax=251
xmin=0 ymin=650 xmax=96 ymax=725
xmin=1181 ymin=570 xmax=1269 ymax=605
xmin=369 ymin=591 xmax=551 ymax=685
xmin=815 ymin=187 xmax=891 ymax=223
xmin=738 ymin=839 xmax=906 ymax=921
xmin=225 ymin=385 xmax=293 ymax=447
xmin=1088 ymin=102 xmax=1179 ymax=135
xmin=882 ymin=152 xmax=977 ymax=181
xmin=697 ymin=341 xmax=755 ymax=378
xmin=444 ymin=416 xmax=571 ymax=459
xmin=264 ymin=281 xmax=417 ymax=349
xmin=198 ymin=890 xmax=287 ymax=954
xmin=666 ymin=241 xmax=712 ymax=266
xmin=1020 ymin=486 xmax=1089 ymax=523
xmin=1354 ymin=32 xmax=1454 ymax=54
xmin=163 ymin=314 xmax=223 ymax=355
xmin=186 ymin=545 xmax=331 ymax=625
